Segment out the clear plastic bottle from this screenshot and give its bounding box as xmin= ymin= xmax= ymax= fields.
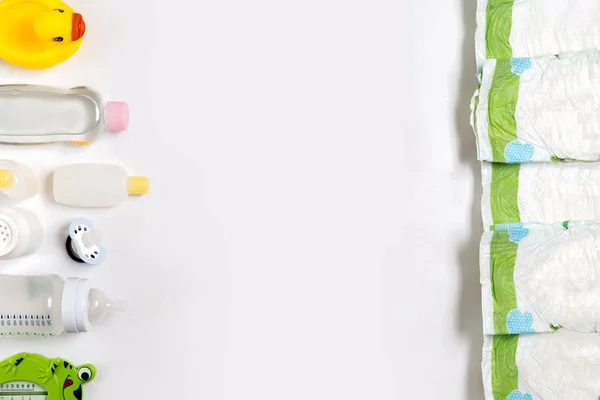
xmin=0 ymin=85 xmax=129 ymax=144
xmin=0 ymin=275 xmax=125 ymax=336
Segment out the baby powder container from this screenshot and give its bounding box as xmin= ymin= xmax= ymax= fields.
xmin=0 ymin=160 xmax=39 ymax=202
xmin=0 ymin=85 xmax=128 ymax=145
xmin=0 ymin=208 xmax=43 ymax=260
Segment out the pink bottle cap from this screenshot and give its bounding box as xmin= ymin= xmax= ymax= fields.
xmin=105 ymin=101 xmax=129 ymax=132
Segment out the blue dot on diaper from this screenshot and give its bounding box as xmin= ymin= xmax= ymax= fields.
xmin=507 ymin=390 xmax=533 ymax=400
xmin=510 ymin=58 xmax=532 ymax=75
xmin=504 ymin=141 xmax=534 ymax=163
xmin=506 ymin=309 xmax=535 ymax=334
xmin=495 ymin=223 xmax=529 ymax=243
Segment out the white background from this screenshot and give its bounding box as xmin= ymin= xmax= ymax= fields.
xmin=0 ymin=0 xmax=482 ymax=399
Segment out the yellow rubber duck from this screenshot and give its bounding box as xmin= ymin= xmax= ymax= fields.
xmin=0 ymin=0 xmax=86 ymax=69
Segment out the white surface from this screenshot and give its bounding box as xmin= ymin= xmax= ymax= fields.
xmin=0 ymin=0 xmax=481 ymax=399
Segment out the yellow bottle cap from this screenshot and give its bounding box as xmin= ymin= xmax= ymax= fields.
xmin=127 ymin=176 xmax=149 ymax=195
xmin=0 ymin=170 xmax=15 ymax=189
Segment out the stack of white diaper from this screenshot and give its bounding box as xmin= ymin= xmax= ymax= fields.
xmin=473 ymin=0 xmax=600 ymax=398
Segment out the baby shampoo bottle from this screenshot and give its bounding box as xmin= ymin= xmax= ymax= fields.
xmin=0 ymin=85 xmax=128 ymax=145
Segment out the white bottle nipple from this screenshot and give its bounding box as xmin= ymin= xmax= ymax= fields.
xmin=88 ymin=288 xmax=126 ymax=324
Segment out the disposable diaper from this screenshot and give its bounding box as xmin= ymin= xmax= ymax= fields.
xmin=476 ymin=0 xmax=600 ymax=67
xmin=481 ymin=221 xmax=600 ymax=335
xmin=483 ymin=331 xmax=600 ymax=399
xmin=481 ymin=162 xmax=600 ymax=227
xmin=473 ymin=53 xmax=600 ymax=163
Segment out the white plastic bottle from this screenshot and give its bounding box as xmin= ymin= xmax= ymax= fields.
xmin=0 ymin=160 xmax=39 ymax=202
xmin=0 ymin=85 xmax=129 ymax=145
xmin=53 ymin=164 xmax=149 ymax=207
xmin=0 ymin=275 xmax=125 ymax=336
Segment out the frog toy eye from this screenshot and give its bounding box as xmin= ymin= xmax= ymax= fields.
xmin=77 ymin=366 xmax=93 ymax=382
xmin=54 ymin=37 xmax=64 ymax=42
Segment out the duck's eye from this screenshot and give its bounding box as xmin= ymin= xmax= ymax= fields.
xmin=77 ymin=367 xmax=92 ymax=381
xmin=54 ymin=37 xmax=64 ymax=42
xmin=55 ymin=8 xmax=64 ymax=13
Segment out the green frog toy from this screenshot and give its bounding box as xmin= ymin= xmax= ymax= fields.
xmin=0 ymin=353 xmax=95 ymax=400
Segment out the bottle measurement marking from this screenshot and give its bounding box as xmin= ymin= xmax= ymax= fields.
xmin=0 ymin=315 xmax=52 ymax=327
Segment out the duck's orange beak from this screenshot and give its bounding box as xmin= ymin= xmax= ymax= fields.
xmin=72 ymin=13 xmax=86 ymax=41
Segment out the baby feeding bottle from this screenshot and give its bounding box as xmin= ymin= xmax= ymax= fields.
xmin=0 ymin=160 xmax=39 ymax=202
xmin=53 ymin=164 xmax=149 ymax=207
xmin=0 ymin=85 xmax=128 ymax=145
xmin=0 ymin=274 xmax=125 ymax=336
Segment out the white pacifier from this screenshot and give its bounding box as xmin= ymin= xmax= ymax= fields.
xmin=67 ymin=218 xmax=105 ymax=265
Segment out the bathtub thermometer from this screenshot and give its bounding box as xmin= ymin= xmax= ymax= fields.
xmin=0 ymin=353 xmax=95 ymax=400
